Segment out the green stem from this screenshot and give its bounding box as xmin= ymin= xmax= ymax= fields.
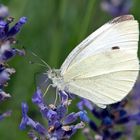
xmin=78 ymin=0 xmax=96 ymax=41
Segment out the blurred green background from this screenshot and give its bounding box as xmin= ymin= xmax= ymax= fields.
xmin=0 ymin=0 xmax=140 ymax=139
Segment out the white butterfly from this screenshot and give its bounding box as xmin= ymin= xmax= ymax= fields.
xmin=46 ymin=15 xmax=139 ymax=108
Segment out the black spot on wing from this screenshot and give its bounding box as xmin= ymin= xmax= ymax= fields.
xmin=112 ymin=46 xmax=120 ymax=50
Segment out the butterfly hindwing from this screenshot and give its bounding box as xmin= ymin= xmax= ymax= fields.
xmin=64 ymin=49 xmax=139 ymax=106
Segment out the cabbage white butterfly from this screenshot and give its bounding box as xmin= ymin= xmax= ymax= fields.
xmin=46 ymin=15 xmax=139 ymax=108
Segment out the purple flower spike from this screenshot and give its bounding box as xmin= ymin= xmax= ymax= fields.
xmin=0 ymin=110 xmax=12 ymax=121
xmin=0 ymin=90 xmax=11 ymax=102
xmin=20 ymin=89 xmax=87 ymax=139
xmin=56 ymin=104 xmax=67 ymax=120
xmin=32 ymin=87 xmax=44 ymax=105
xmin=77 ymin=100 xmax=84 ymax=110
xmin=0 ymin=5 xmax=9 ymax=18
xmin=89 ymin=121 xmax=98 ymax=132
xmin=47 ymin=109 xmax=57 ymax=121
xmin=19 ymin=17 xmax=27 ymax=24
xmin=20 ymin=102 xmax=29 ymax=130
xmin=0 ymin=20 xmax=6 ymax=27
xmin=63 ymin=111 xmax=89 ymax=125
xmin=0 ymin=4 xmax=26 ymax=123
xmin=103 ymin=117 xmax=113 ymax=126
xmin=59 ymin=91 xmax=69 ymax=105
xmin=0 ymin=21 xmax=7 ymax=39
xmin=111 ymin=131 xmax=123 ymax=139
xmin=28 ymin=130 xmax=39 ymax=140
xmin=78 ymin=111 xmax=90 ymax=123
xmin=63 ymin=112 xmax=78 ymax=125
xmin=0 ymin=41 xmax=11 ymax=61
xmin=78 ymin=92 xmax=140 ymax=140
xmin=74 ymin=121 xmax=85 ymax=129
xmin=0 ymin=67 xmax=15 ymax=86
xmin=13 ymin=48 xmax=25 ymax=56
xmin=82 ymin=99 xmax=93 ymax=111
xmin=130 ymin=112 xmax=140 ymax=124
xmin=101 ymin=0 xmax=132 ymax=16
xmin=8 ymin=16 xmax=27 ymax=37
xmin=91 ymin=108 xmax=101 ymax=118
xmin=20 ymin=102 xmax=48 ymax=136
xmin=35 ymin=122 xmax=47 ymax=135
xmin=40 ymin=106 xmax=49 ymax=119
xmin=21 ymin=102 xmax=28 ymax=116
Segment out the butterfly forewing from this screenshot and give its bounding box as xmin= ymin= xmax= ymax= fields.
xmin=60 ymin=15 xmax=139 ymax=108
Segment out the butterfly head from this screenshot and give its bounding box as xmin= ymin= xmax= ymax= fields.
xmin=47 ymin=69 xmax=65 ymax=90
xmin=47 ymin=69 xmax=61 ymax=79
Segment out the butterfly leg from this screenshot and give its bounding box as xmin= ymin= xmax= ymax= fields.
xmin=43 ymin=84 xmax=53 ymax=97
xmin=53 ymin=88 xmax=59 ymax=106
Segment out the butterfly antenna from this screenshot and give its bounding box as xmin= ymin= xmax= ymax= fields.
xmin=31 ymin=51 xmax=51 ymax=71
xmin=29 ymin=61 xmax=49 ymax=68
xmin=22 ymin=46 xmax=51 ymax=70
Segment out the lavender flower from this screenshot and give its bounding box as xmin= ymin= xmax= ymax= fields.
xmin=78 ymin=98 xmax=140 ymax=140
xmin=0 ymin=110 xmax=12 ymax=120
xmin=101 ymin=0 xmax=132 ymax=16
xmin=0 ymin=4 xmax=8 ymax=18
xmin=122 ymin=78 xmax=140 ymax=140
xmin=20 ymin=88 xmax=88 ymax=140
xmin=0 ymin=4 xmax=27 ymax=120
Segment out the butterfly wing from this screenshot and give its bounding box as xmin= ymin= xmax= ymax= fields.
xmin=60 ymin=15 xmax=139 ymax=108
xmin=36 ymin=72 xmax=51 ymax=93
